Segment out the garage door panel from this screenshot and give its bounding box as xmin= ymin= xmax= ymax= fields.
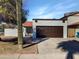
xmin=36 ymin=26 xmax=63 ymax=38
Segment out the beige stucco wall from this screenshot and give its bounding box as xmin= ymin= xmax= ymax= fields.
xmin=33 ymin=20 xmax=67 ymax=39
xmin=68 ymin=16 xmax=79 ymax=25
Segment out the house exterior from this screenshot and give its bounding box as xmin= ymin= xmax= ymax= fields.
xmin=33 ymin=19 xmax=67 ymax=39
xmin=32 ymin=12 xmax=79 ymax=39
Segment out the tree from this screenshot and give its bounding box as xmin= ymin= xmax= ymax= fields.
xmin=21 ymin=9 xmax=28 ymax=23
xmin=0 ymin=0 xmax=27 ymax=25
xmin=0 ymin=0 xmax=16 ymax=25
xmin=16 ymin=0 xmax=23 ymax=49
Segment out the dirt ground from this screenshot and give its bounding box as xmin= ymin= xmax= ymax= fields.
xmin=0 ymin=36 xmax=38 ymax=54
xmin=0 ymin=41 xmax=38 ymax=54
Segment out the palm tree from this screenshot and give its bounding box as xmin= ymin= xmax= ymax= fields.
xmin=16 ymin=0 xmax=23 ymax=49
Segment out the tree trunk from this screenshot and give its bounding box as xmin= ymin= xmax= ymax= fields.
xmin=16 ymin=0 xmax=23 ymax=49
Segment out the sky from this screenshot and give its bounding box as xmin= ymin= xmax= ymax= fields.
xmin=23 ymin=0 xmax=79 ymax=21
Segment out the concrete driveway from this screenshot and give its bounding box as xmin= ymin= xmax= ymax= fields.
xmin=37 ymin=38 xmax=79 ymax=53
xmin=37 ymin=38 xmax=69 ymax=54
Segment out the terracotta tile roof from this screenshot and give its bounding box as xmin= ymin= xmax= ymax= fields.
xmin=22 ymin=22 xmax=32 ymax=27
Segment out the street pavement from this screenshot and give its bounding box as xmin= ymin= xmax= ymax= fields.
xmin=0 ymin=53 xmax=79 ymax=59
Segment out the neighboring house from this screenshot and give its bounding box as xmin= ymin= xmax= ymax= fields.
xmin=4 ymin=22 xmax=32 ymax=37
xmin=22 ymin=22 xmax=32 ymax=36
xmin=0 ymin=0 xmax=16 ymax=36
xmin=32 ymin=11 xmax=79 ymax=39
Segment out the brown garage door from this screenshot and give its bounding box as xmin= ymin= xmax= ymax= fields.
xmin=36 ymin=26 xmax=63 ymax=38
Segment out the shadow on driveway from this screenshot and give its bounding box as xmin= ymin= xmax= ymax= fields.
xmin=57 ymin=40 xmax=79 ymax=59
